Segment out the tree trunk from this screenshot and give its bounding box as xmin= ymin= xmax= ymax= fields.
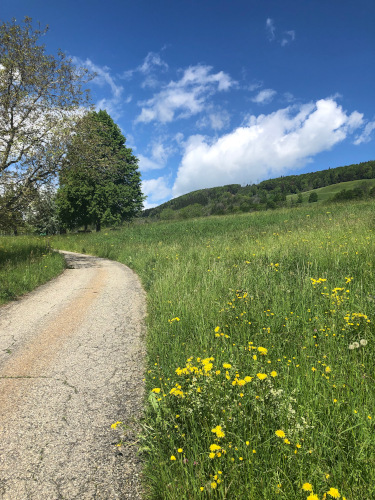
xmin=95 ymin=221 xmax=101 ymax=232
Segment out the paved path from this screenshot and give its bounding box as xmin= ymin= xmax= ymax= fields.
xmin=0 ymin=251 xmax=146 ymax=499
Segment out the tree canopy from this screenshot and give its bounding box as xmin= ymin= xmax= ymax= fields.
xmin=0 ymin=17 xmax=92 ymax=227
xmin=57 ymin=110 xmax=144 ymax=231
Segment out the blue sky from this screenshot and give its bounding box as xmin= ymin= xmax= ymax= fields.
xmin=3 ymin=0 xmax=375 ymax=208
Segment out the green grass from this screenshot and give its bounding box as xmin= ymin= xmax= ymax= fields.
xmin=49 ymin=200 xmax=374 ymax=499
xmin=286 ymin=178 xmax=375 ymax=203
xmin=0 ymin=236 xmax=66 ymax=305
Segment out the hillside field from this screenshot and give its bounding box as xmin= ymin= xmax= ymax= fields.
xmin=286 ymin=178 xmax=375 ymax=204
xmin=1 ymin=200 xmax=374 ymax=499
xmin=50 ymin=200 xmax=375 ymax=499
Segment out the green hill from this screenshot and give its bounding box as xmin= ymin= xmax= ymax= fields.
xmin=143 ymin=160 xmax=375 ymax=220
xmin=287 ymin=178 xmax=375 ymax=203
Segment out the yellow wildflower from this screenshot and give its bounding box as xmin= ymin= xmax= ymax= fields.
xmin=275 ymin=430 xmax=286 ymax=438
xmin=302 ymin=483 xmax=313 ymax=492
xmin=211 ymin=425 xmax=225 ymax=438
xmin=327 ymin=488 xmax=340 ymax=498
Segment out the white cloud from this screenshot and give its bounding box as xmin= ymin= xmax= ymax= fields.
xmin=248 ymin=81 xmax=263 ymax=92
xmin=135 ymin=65 xmax=235 ymax=124
xmin=266 ymin=18 xmax=275 ymax=41
xmin=138 ymin=154 xmax=164 ymax=172
xmin=139 ymin=52 xmax=169 ymax=74
xmin=121 ymin=51 xmax=168 ymax=83
xmin=72 ymin=57 xmax=127 ymax=118
xmin=197 ymin=109 xmax=231 ymax=131
xmin=142 ymin=176 xmax=172 ymax=208
xmin=251 ymin=89 xmax=277 ymax=104
xmin=172 ymin=98 xmax=364 ymax=197
xmin=151 ymin=141 xmax=175 ymax=164
xmin=138 ymin=139 xmax=175 ymax=173
xmin=281 ymin=30 xmax=296 ymax=46
xmin=354 ymin=120 xmax=375 ymax=145
xmin=266 ymin=19 xmax=296 ymax=46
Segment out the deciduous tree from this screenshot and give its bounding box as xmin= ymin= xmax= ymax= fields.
xmin=0 ymin=17 xmax=92 ymax=226
xmin=57 ymin=110 xmax=144 ymax=231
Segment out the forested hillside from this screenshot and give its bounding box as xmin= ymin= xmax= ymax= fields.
xmin=143 ymin=160 xmax=375 ymax=220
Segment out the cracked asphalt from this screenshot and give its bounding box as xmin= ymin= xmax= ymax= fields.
xmin=0 ymin=251 xmax=146 ymax=499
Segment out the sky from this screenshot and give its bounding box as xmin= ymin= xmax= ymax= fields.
xmin=2 ymin=0 xmax=375 ymax=208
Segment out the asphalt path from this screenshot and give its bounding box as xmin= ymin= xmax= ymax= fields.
xmin=0 ymin=251 xmax=146 ymax=499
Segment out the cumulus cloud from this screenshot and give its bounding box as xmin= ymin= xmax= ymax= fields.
xmin=354 ymin=120 xmax=375 ymax=145
xmin=172 ymin=98 xmax=364 ymax=197
xmin=142 ymin=176 xmax=172 ymax=208
xmin=135 ymin=65 xmax=235 ymax=124
xmin=251 ymin=89 xmax=277 ymax=104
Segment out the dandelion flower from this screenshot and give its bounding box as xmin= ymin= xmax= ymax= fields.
xmin=111 ymin=421 xmax=122 ymax=429
xmin=257 ymin=373 xmax=267 ymax=380
xmin=275 ymin=430 xmax=286 ymax=438
xmin=152 ymin=388 xmax=161 ymax=393
xmin=327 ymin=487 xmax=341 ymax=498
xmin=223 ymin=363 xmax=232 ymax=369
xmin=211 ymin=425 xmax=225 ymax=438
xmin=211 ymin=482 xmax=217 ymax=489
xmin=307 ymin=495 xmax=320 ymax=500
xmin=270 ymin=371 xmax=277 ymax=377
xmin=178 ymin=448 xmax=183 ymax=453
xmin=302 ymin=483 xmax=313 ymax=492
xmin=170 ymin=455 xmax=176 ymax=461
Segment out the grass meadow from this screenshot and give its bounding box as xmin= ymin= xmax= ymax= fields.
xmin=1 ymin=200 xmax=374 ymax=499
xmin=0 ymin=236 xmax=65 ymax=305
xmin=51 ymin=200 xmax=375 ymax=500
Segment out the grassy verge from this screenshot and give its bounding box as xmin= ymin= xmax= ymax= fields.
xmin=0 ymin=236 xmax=66 ymax=305
xmin=52 ymin=201 xmax=375 ymax=500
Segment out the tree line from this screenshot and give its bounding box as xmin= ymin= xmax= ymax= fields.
xmin=0 ymin=18 xmax=143 ymax=234
xmin=143 ymin=160 xmax=375 ymax=220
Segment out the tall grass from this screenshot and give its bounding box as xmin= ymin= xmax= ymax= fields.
xmin=0 ymin=236 xmax=66 ymax=305
xmin=52 ymin=201 xmax=375 ymax=499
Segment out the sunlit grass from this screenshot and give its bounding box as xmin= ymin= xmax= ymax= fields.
xmin=51 ymin=201 xmax=374 ymax=499
xmin=0 ymin=236 xmax=65 ymax=304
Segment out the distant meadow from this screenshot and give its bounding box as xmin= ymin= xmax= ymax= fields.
xmin=1 ymin=199 xmax=374 ymax=499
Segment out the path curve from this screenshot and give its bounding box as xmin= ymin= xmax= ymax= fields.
xmin=0 ymin=251 xmax=146 ymax=499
